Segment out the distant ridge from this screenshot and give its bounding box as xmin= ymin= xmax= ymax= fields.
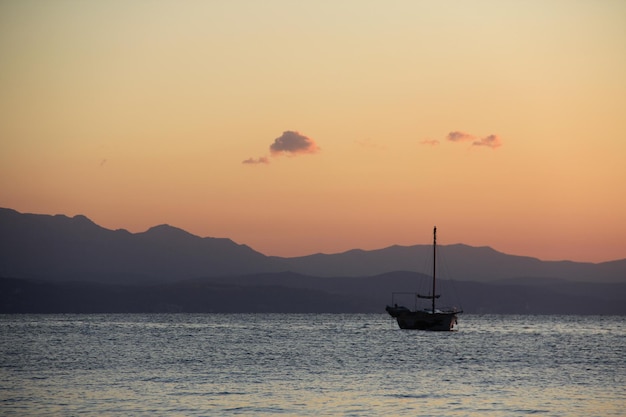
xmin=2 ymin=274 xmax=625 ymax=314
xmin=1 ymin=208 xmax=625 ymax=285
xmin=0 ymin=208 xmax=287 ymax=284
xmin=274 ymin=243 xmax=626 ymax=282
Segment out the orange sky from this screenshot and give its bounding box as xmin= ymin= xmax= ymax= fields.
xmin=1 ymin=1 xmax=625 ymax=262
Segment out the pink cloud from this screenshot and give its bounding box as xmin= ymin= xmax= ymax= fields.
xmin=242 ymin=156 xmax=270 ymax=165
xmin=473 ymin=134 xmax=502 ymax=149
xmin=270 ymin=131 xmax=320 ymax=156
xmin=446 ymin=131 xmax=503 ymax=149
xmin=447 ymin=131 xmax=476 ymax=142
xmin=243 ymin=130 xmax=320 ymax=166
xmin=420 ymin=139 xmax=440 ymax=146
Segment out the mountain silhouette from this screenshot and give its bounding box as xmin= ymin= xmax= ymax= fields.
xmin=1 ymin=207 xmax=624 ymax=284
xmin=0 ymin=208 xmax=287 ymax=283
xmin=2 ymin=208 xmax=625 ymax=314
xmin=2 ymin=272 xmax=624 ymax=314
xmin=278 ymin=244 xmax=626 ymax=282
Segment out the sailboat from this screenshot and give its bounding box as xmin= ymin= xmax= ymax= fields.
xmin=385 ymin=227 xmax=462 ymax=331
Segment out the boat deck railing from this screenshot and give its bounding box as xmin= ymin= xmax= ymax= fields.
xmin=389 ymin=292 xmax=462 ymax=314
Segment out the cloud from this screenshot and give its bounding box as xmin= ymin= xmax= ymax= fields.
xmin=270 ymin=131 xmax=320 ymax=156
xmin=242 ymin=156 xmax=270 ymax=165
xmin=242 ymin=130 xmax=320 ymax=165
xmin=447 ymin=131 xmax=476 ymax=142
xmin=446 ymin=131 xmax=503 ymax=149
xmin=420 ymin=139 xmax=440 ymax=146
xmin=472 ymin=134 xmax=502 ymax=149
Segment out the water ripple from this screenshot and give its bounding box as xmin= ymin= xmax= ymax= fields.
xmin=1 ymin=314 xmax=624 ymax=416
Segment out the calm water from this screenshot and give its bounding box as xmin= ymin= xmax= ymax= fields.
xmin=1 ymin=314 xmax=624 ymax=416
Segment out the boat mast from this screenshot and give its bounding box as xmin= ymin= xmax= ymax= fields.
xmin=432 ymin=226 xmax=436 ymax=313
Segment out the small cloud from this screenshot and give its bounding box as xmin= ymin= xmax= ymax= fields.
xmin=447 ymin=131 xmax=475 ymax=142
xmin=420 ymin=139 xmax=439 ymax=146
xmin=473 ymin=134 xmax=502 ymax=149
xmin=270 ymin=131 xmax=320 ymax=156
xmin=243 ymin=130 xmax=320 ymax=166
xmin=242 ymin=156 xmax=270 ymax=165
xmin=446 ymin=131 xmax=503 ymax=149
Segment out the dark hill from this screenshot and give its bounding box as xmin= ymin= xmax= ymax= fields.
xmin=0 ymin=208 xmax=288 ymax=284
xmin=2 ymin=274 xmax=625 ymax=315
xmin=274 ymin=244 xmax=626 ymax=282
xmin=1 ymin=208 xmax=624 ymax=286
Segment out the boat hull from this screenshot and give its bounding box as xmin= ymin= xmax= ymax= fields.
xmin=389 ymin=309 xmax=459 ymax=331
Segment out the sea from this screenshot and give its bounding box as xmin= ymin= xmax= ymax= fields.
xmin=1 ymin=314 xmax=624 ymax=416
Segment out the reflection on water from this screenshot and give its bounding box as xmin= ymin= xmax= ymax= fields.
xmin=1 ymin=314 xmax=624 ymax=416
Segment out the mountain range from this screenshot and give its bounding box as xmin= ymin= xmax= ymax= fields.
xmin=1 ymin=207 xmax=625 ymax=314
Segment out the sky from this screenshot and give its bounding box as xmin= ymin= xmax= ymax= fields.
xmin=1 ymin=1 xmax=625 ymax=263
